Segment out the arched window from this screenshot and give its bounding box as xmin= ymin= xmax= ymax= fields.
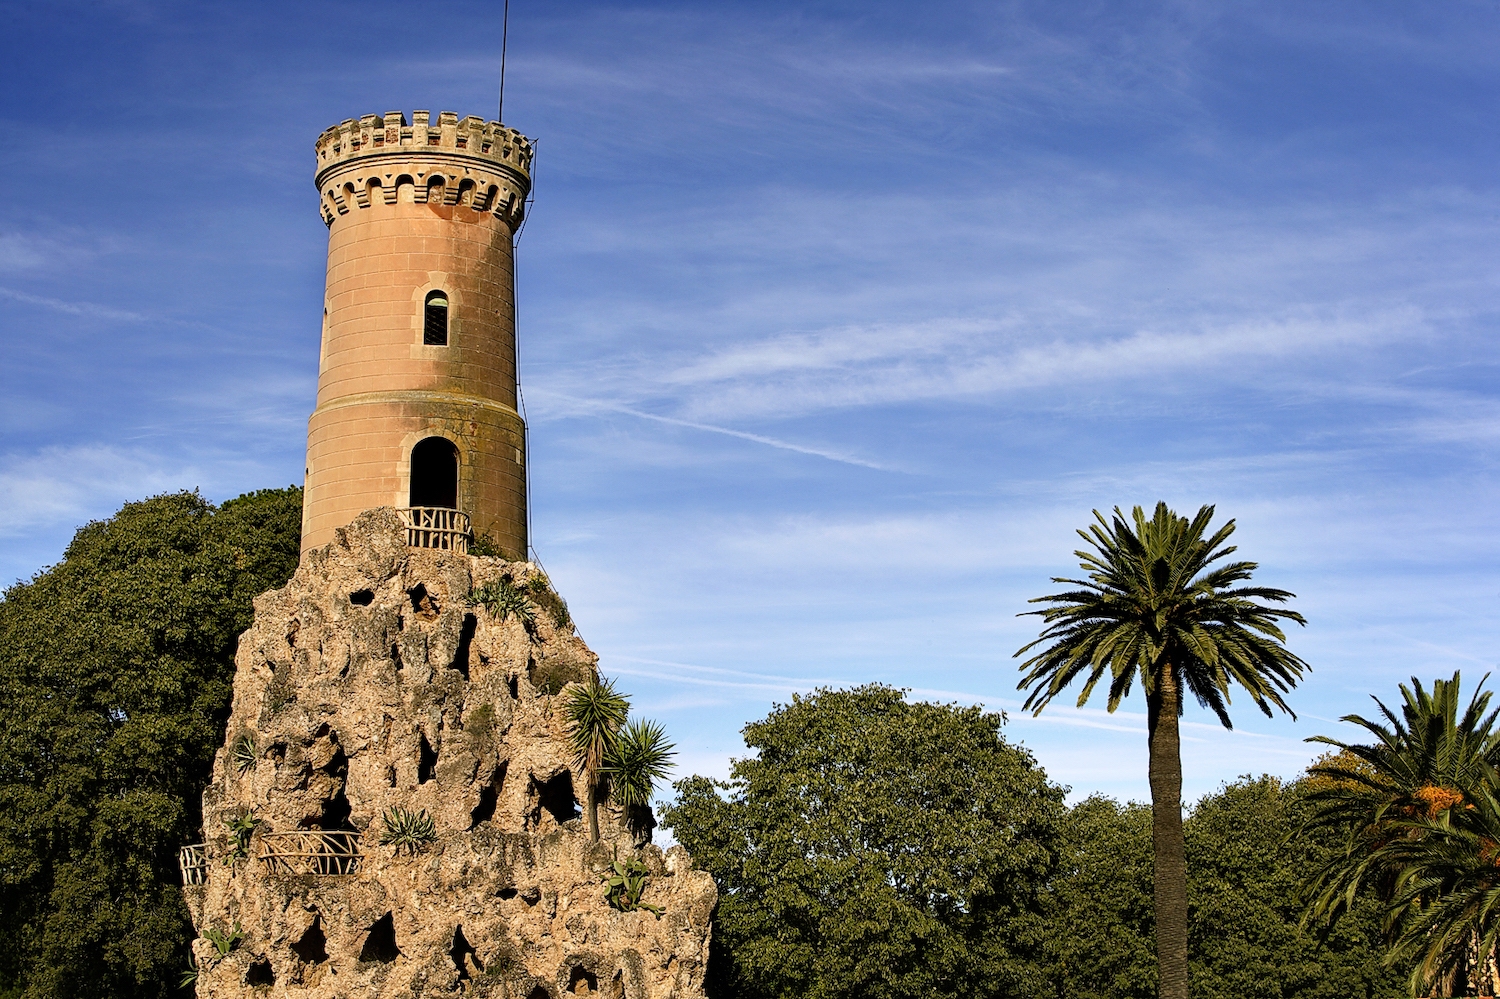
xmin=409 ymin=437 xmax=459 ymax=508
xmin=423 ymin=291 xmax=449 ymax=345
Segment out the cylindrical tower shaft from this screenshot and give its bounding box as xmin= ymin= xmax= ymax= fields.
xmin=301 ymin=110 xmax=533 ymax=557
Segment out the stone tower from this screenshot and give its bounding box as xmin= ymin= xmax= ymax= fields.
xmin=302 ymin=111 xmax=534 ymax=559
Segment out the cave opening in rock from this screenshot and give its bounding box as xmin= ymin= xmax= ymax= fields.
xmin=418 ymin=731 xmax=438 ymax=784
xmin=469 ymin=762 xmax=507 ymax=828
xmin=569 ymin=966 xmax=599 ymax=995
xmin=245 ymin=958 xmax=275 ymax=985
xmin=449 ymin=924 xmax=483 ymax=981
xmin=290 ymin=915 xmax=328 ymax=964
xmin=358 ymin=913 xmax=400 ymax=963
xmin=530 ymin=770 xmax=579 ymax=829
xmin=451 ymin=613 xmax=476 ymax=679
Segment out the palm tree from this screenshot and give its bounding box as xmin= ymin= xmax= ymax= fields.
xmin=1300 ymin=672 xmax=1500 ymax=994
xmin=1016 ymin=502 xmax=1308 ymax=999
xmin=563 ymin=676 xmax=631 ymax=842
xmin=605 ymin=719 xmax=677 ymax=846
xmin=1302 ymin=674 xmax=1500 ymax=920
xmin=1368 ymin=785 xmax=1500 ymax=995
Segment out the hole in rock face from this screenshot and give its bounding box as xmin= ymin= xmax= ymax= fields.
xmin=498 ymin=887 xmax=518 ymax=900
xmin=418 ymin=732 xmax=438 ymax=784
xmin=290 ymin=915 xmax=328 ymax=964
xmin=408 ymin=583 xmax=440 ymax=621
xmin=569 ymin=966 xmax=598 ymax=995
xmin=469 ymin=763 xmax=506 ymax=828
xmin=350 ymin=589 xmax=374 ymax=606
xmin=245 ymin=958 xmax=275 ymax=985
xmin=358 ymin=913 xmax=400 ymax=964
xmin=509 ymin=674 xmax=519 ymax=700
xmin=449 ymin=925 xmax=483 ymax=981
xmin=609 ymin=972 xmax=625 ymax=999
xmin=391 ymin=642 xmax=403 ymax=671
xmin=385 ymin=764 xmax=397 ymax=788
xmin=527 ymin=987 xmax=551 ymax=999
xmin=530 ymin=771 xmax=578 ymax=829
xmin=451 ymin=614 xmax=477 ymax=679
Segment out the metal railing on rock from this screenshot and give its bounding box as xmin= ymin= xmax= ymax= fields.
xmin=398 ymin=507 xmax=470 ymax=553
xmin=258 ymin=830 xmax=363 ymax=876
xmin=179 ymin=843 xmax=208 ymax=885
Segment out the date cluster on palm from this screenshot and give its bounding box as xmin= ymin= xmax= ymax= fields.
xmin=182 ymin=508 xmax=716 ymax=999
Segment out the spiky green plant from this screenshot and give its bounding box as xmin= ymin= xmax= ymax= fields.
xmin=1015 ymin=502 xmax=1308 ymax=999
xmin=605 ymin=720 xmax=676 ymax=808
xmin=231 ymin=733 xmax=257 ymax=775
xmin=604 ymin=858 xmax=664 ymax=917
xmin=180 ymin=954 xmax=199 ymax=988
xmin=564 ymin=677 xmax=631 ymax=842
xmin=223 ymin=814 xmax=258 ymax=865
xmin=379 ymin=806 xmax=437 ymax=854
xmin=471 ymin=575 xmax=536 ymax=630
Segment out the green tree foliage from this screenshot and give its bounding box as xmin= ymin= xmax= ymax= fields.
xmin=661 ymin=684 xmax=1067 ymax=999
xmin=0 ymin=487 xmax=302 ymax=999
xmin=1017 ymin=502 xmax=1308 ymax=999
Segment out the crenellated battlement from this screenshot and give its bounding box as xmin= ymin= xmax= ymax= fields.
xmin=314 ymin=111 xmax=533 ymax=228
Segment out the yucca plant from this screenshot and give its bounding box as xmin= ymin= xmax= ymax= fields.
xmin=231 ymin=733 xmax=257 ymax=775
xmin=380 ymin=806 xmax=437 ymax=854
xmin=471 ymin=575 xmax=536 ymax=631
xmin=564 ymin=677 xmax=630 ymax=842
xmin=605 ymin=720 xmax=676 ymax=808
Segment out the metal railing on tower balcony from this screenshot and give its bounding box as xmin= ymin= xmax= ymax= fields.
xmin=398 ymin=507 xmax=471 ymax=553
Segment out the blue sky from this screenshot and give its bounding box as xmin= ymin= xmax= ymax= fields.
xmin=3 ymin=0 xmax=1500 ymax=804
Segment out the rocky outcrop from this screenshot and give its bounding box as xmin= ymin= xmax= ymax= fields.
xmin=184 ymin=509 xmax=716 ymax=999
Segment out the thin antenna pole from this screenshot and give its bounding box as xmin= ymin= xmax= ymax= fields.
xmin=497 ymin=0 xmax=510 ymax=122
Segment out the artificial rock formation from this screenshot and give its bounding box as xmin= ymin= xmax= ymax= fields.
xmin=185 ymin=509 xmax=716 ymax=998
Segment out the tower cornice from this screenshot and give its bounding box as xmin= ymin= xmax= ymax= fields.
xmin=314 ymin=111 xmax=534 ymax=227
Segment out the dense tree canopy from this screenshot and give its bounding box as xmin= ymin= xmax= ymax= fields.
xmin=662 ymin=684 xmax=1070 ymax=999
xmin=0 ymin=488 xmax=302 ymax=999
xmin=667 ymin=689 xmax=1410 ymax=999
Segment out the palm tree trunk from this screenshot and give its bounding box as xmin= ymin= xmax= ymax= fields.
xmin=1148 ymin=668 xmax=1189 ymax=999
xmin=586 ymin=781 xmax=600 ymax=842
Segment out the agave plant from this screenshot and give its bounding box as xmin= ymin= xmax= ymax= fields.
xmin=471 ymin=575 xmax=536 ymax=631
xmin=180 ymin=953 xmax=199 ymax=989
xmin=231 ymin=733 xmax=257 ymax=775
xmin=380 ymin=806 xmax=437 ymax=854
xmin=605 ymin=720 xmax=676 ymax=808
